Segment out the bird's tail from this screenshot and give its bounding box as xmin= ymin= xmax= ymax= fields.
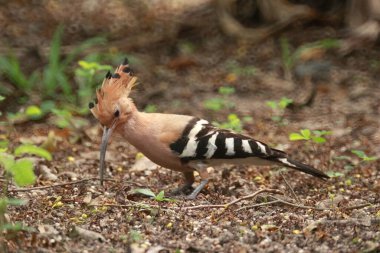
xmin=274 ymin=156 xmax=329 ymax=179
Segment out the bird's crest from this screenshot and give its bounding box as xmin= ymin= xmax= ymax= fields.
xmin=90 ymin=58 xmax=137 ymax=120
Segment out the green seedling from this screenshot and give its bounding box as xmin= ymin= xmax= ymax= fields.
xmin=266 ymin=97 xmax=293 ymax=124
xmin=204 ymin=86 xmax=235 ymax=111
xmin=226 ymin=60 xmax=256 ymax=77
xmin=0 ymin=95 xmax=4 ymax=116
xmin=133 ymin=188 xmax=175 ymax=202
xmin=351 ymin=150 xmax=378 ymax=162
xmin=326 ymin=171 xmax=344 ymax=178
xmin=6 ymin=104 xmax=45 ymax=124
xmin=128 ymin=230 xmax=143 ymax=243
xmin=75 ymin=60 xmax=112 ymax=107
xmin=43 ymin=26 xmax=105 ymax=102
xmin=213 ymin=114 xmax=252 ymax=133
xmin=289 ymin=129 xmax=331 ymax=144
xmin=218 ymin=86 xmax=235 ymax=96
xmin=14 ymin=144 xmax=52 ymax=161
xmin=0 ymin=55 xmax=39 ymax=94
xmin=0 ymin=142 xmax=50 ymax=233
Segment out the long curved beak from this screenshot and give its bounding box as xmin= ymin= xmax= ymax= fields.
xmin=99 ymin=121 xmax=117 ymax=186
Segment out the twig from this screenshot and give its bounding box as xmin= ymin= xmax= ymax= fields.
xmin=280 ymin=172 xmax=301 ymax=203
xmin=181 ymin=189 xmax=283 ymax=210
xmin=343 ymin=203 xmax=371 ymax=211
xmin=236 ymin=200 xmax=281 ymax=212
xmin=270 ymin=196 xmax=330 ymax=211
xmin=8 ymin=177 xmax=116 ymax=192
xmin=90 ymin=203 xmax=177 ymax=214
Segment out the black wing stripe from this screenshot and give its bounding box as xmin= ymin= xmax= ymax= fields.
xmin=195 ymin=133 xmax=213 ymax=159
xmin=233 ymin=138 xmax=250 ymax=158
xmin=170 ymin=137 xmax=189 ymax=155
xmin=211 ymin=133 xmax=228 ymax=159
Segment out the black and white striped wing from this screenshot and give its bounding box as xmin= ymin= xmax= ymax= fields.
xmin=170 ymin=118 xmax=280 ymax=162
xmin=170 ymin=118 xmax=329 ymax=179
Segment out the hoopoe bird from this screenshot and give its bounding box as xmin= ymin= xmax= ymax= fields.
xmin=89 ymin=59 xmax=329 ymax=199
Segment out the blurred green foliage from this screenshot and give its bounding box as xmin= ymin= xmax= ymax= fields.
xmin=289 ymin=129 xmax=332 ymax=144
xmin=204 ymin=86 xmax=235 ymax=111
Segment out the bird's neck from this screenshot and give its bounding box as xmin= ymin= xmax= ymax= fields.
xmin=117 ymin=105 xmax=152 ymax=144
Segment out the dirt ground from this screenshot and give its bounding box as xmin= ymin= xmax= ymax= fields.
xmin=2 ymin=25 xmax=380 ymax=252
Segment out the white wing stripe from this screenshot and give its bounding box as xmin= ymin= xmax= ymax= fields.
xmin=256 ymin=142 xmax=267 ymax=154
xmin=188 ymin=119 xmax=208 ymax=138
xmin=242 ymin=140 xmax=252 ymax=153
xmin=278 ymin=158 xmax=294 ymax=167
xmin=204 ymin=132 xmax=218 ymax=158
xmin=180 ymin=139 xmax=198 ymax=157
xmin=225 ymin=138 xmax=235 ymax=156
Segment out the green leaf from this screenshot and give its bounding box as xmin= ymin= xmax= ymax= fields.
xmin=0 ymin=152 xmax=15 ymax=171
xmin=266 ymin=101 xmax=277 ymax=110
xmin=0 ymin=95 xmax=5 ymax=101
xmin=133 ymin=188 xmax=156 ymax=198
xmin=7 ymin=198 xmax=28 ymax=206
xmin=289 ymin=133 xmax=306 ymax=141
xmin=313 ymin=130 xmax=332 ymax=136
xmin=351 ymin=150 xmax=366 ymax=159
xmin=155 ymin=190 xmax=165 ymax=201
xmin=300 ymin=129 xmax=311 ymax=139
xmin=279 ymin=97 xmax=293 ymax=109
xmin=0 ymin=140 xmax=9 ymax=149
xmin=25 ymin=105 xmax=43 ymax=118
xmin=40 ymin=100 xmax=56 ymax=113
xmin=363 ymin=156 xmax=378 ymax=162
xmin=311 ymin=136 xmax=326 ymax=143
xmin=14 ymin=144 xmax=52 ymax=161
xmin=204 ymin=98 xmax=224 ymax=111
xmin=326 ymin=171 xmax=344 ymax=178
xmin=333 ymin=156 xmax=351 ymax=161
xmin=218 ymin=86 xmax=235 ymax=96
xmin=11 ymin=158 xmax=36 ymax=187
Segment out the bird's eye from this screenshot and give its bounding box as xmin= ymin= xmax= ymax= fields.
xmin=114 ymin=110 xmax=120 ymax=117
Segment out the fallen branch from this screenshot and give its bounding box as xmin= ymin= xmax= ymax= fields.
xmin=8 ymin=177 xmax=116 ymax=192
xmin=181 ymin=188 xmax=283 ymax=210
xmin=343 ymin=203 xmax=371 ymax=211
xmin=90 ymin=202 xmax=177 ymax=214
xmin=236 ymin=200 xmax=281 ymax=212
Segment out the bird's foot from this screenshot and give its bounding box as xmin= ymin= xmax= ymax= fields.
xmin=169 ymin=184 xmax=194 ymax=196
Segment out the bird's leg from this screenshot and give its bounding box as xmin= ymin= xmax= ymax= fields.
xmin=186 ymin=164 xmax=210 ymax=200
xmin=170 ymin=171 xmax=195 ymax=196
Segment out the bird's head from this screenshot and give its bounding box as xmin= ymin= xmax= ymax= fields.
xmin=89 ymin=58 xmax=138 ymax=185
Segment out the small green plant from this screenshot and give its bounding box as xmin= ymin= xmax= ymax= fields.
xmin=42 ymin=26 xmax=105 ymax=102
xmin=0 ymin=26 xmax=105 ymax=105
xmin=0 ymin=95 xmax=5 ymax=116
xmin=0 ymin=55 xmax=39 ymax=94
xmin=326 ymin=171 xmax=345 ymax=178
xmin=0 ymin=142 xmax=50 ymax=233
xmin=351 ymin=150 xmax=378 ymax=162
xmin=128 ymin=230 xmax=143 ymax=243
xmin=289 ymin=129 xmax=331 ymax=144
xmin=213 ymin=114 xmax=252 ymax=132
xmin=204 ymin=86 xmax=235 ymax=111
xmin=266 ymin=97 xmax=293 ymax=123
xmin=6 ymin=104 xmax=45 ymax=124
xmin=218 ymin=86 xmax=235 ymax=96
xmin=133 ymin=188 xmax=175 ymax=202
xmin=75 ymin=60 xmax=112 ymax=107
xmin=226 ymin=60 xmax=256 ymax=77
